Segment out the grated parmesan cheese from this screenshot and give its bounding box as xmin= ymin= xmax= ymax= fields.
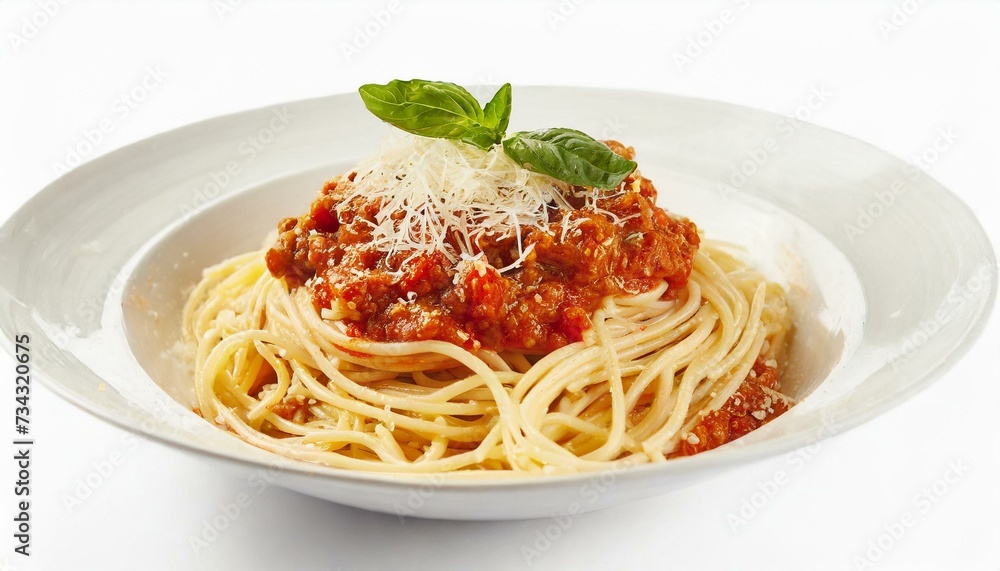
xmin=337 ymin=133 xmax=625 ymax=272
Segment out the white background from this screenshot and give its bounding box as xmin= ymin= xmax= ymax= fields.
xmin=2 ymin=2 xmax=998 ymax=570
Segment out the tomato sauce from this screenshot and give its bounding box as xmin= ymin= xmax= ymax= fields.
xmin=670 ymin=358 xmax=789 ymax=457
xmin=266 ymin=141 xmax=700 ymax=353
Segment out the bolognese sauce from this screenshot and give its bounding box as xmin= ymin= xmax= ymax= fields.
xmin=671 ymin=358 xmax=790 ymax=457
xmin=266 ymin=141 xmax=700 ymax=353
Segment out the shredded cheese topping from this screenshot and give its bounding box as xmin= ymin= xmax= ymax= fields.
xmin=338 ymin=133 xmax=620 ymax=271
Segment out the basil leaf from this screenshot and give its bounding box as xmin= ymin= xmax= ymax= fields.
xmin=483 ymin=83 xmax=512 ymax=134
xmin=502 ymin=128 xmax=637 ymax=189
xmin=463 ymin=128 xmax=506 ymax=150
xmin=358 ymin=79 xmax=503 ymax=150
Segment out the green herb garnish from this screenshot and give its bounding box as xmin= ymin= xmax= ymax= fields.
xmin=358 ymin=79 xmax=636 ymax=190
xmin=503 ymin=128 xmax=638 ymax=190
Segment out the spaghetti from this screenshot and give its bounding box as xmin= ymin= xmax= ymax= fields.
xmin=183 ymin=135 xmax=792 ymax=475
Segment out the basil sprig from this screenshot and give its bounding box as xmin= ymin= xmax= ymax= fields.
xmin=358 ymin=79 xmax=636 ymax=190
xmin=359 ymin=79 xmax=506 ymax=150
xmin=482 ymin=83 xmax=511 ymax=135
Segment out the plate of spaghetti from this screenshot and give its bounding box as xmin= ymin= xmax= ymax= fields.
xmin=0 ymin=83 xmax=993 ymax=519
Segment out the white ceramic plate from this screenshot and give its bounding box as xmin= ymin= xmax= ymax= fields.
xmin=0 ymin=87 xmax=994 ymax=520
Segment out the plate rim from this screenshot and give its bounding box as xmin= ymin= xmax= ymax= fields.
xmin=1 ymin=85 xmax=996 ymax=491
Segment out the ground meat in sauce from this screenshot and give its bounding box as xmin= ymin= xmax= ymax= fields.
xmin=266 ymin=140 xmax=700 ymax=353
xmin=670 ymin=358 xmax=789 ymax=457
